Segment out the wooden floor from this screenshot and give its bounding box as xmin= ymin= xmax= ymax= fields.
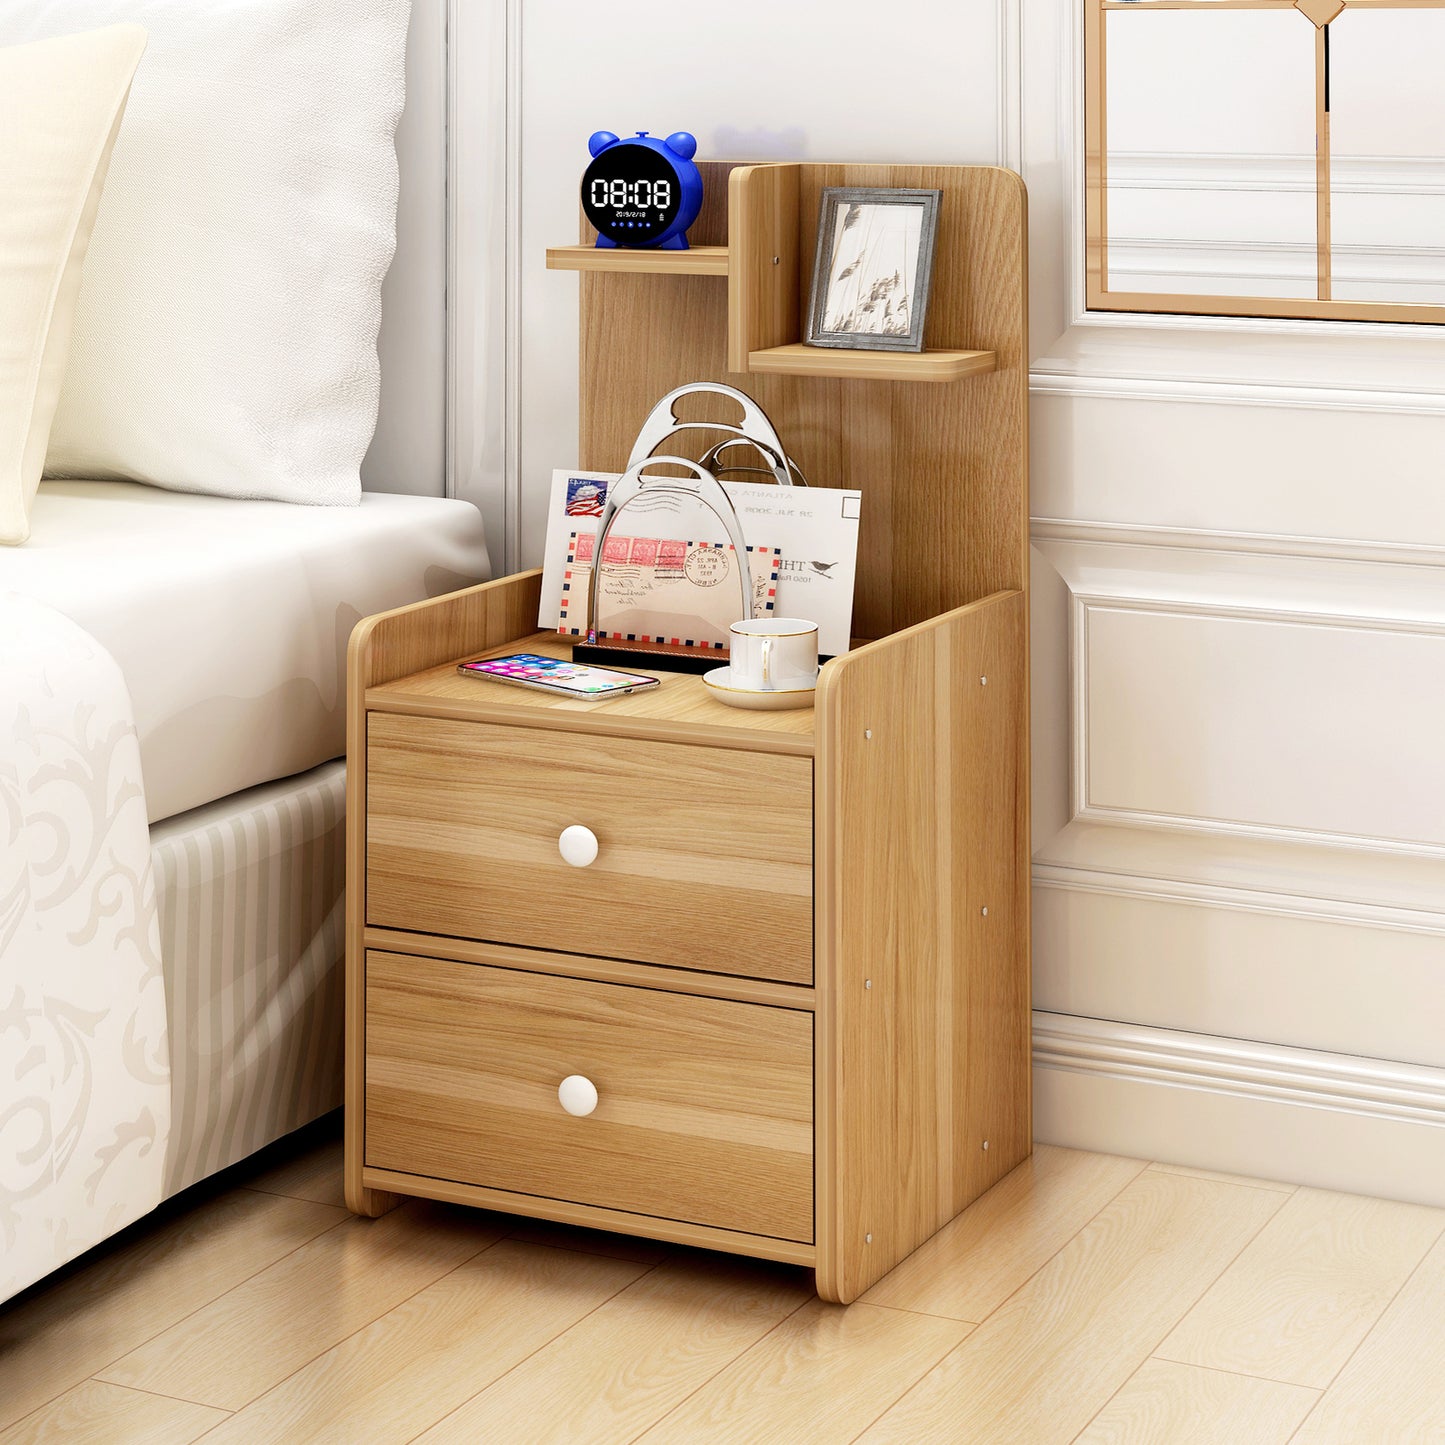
xmin=5 ymin=1118 xmax=1445 ymax=1443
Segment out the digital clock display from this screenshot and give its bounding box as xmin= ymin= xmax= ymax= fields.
xmin=588 ymin=177 xmax=673 ymax=211
xmin=581 ymin=143 xmax=682 ymax=244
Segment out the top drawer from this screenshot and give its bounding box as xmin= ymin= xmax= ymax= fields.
xmin=365 ymin=713 xmax=813 ymax=984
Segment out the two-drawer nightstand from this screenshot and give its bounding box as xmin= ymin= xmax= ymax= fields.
xmin=345 ymin=157 xmax=1031 ymax=1302
xmin=344 ymin=574 xmax=1028 ymax=1303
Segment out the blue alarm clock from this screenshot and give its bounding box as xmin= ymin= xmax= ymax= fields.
xmin=582 ymin=131 xmax=703 ymax=251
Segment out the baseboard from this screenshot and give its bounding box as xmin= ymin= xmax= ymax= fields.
xmin=1033 ymin=1012 xmax=1445 ymax=1206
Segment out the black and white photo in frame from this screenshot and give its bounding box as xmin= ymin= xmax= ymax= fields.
xmin=805 ymin=187 xmax=941 ymax=352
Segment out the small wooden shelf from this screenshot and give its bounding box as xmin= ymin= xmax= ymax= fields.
xmin=747 ymin=344 xmax=998 ymax=384
xmin=546 ymin=244 xmax=729 ymax=277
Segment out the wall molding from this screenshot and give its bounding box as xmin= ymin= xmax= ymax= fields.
xmin=1034 ymin=1012 xmax=1445 ymax=1204
xmin=1035 ymin=1012 xmax=1445 ymax=1129
xmin=1028 ymin=368 xmax=1445 ymax=415
xmin=1032 ymin=857 xmax=1445 ymax=936
xmin=1031 ymin=517 xmax=1445 ymax=570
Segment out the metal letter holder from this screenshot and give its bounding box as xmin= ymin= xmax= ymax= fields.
xmin=572 ymin=383 xmax=805 ymax=675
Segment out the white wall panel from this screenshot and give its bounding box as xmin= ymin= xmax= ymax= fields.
xmin=1080 ymin=601 xmax=1445 ymax=851
xmin=1034 ymin=888 xmax=1445 ymax=1065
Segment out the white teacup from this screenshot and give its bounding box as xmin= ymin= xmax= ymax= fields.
xmin=729 ymin=617 xmax=819 ymax=692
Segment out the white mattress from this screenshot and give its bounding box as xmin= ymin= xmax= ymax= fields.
xmin=4 ymin=481 xmax=491 ymax=823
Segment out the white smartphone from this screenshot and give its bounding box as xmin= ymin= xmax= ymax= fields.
xmin=456 ymin=652 xmax=661 ymax=699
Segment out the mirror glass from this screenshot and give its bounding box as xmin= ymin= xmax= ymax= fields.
xmin=1330 ymin=7 xmax=1445 ymax=304
xmin=1104 ymin=10 xmax=1316 ymax=299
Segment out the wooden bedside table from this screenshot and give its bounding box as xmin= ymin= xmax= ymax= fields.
xmin=345 ymin=159 xmax=1031 ymax=1303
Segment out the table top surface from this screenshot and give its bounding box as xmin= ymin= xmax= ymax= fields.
xmin=366 ymin=633 xmax=820 ymax=754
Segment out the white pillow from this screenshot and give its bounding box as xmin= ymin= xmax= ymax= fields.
xmin=0 ymin=1 xmax=411 ymax=508
xmin=0 ymin=26 xmax=146 ymax=545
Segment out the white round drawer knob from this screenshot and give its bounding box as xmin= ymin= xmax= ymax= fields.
xmin=558 ymin=824 xmax=599 ymax=868
xmin=558 ymin=1074 xmax=598 ymax=1117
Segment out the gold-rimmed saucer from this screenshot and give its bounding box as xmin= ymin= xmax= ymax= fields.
xmin=701 ymin=666 xmax=816 ymax=711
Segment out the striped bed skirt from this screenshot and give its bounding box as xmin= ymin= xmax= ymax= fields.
xmin=149 ymin=760 xmax=347 ymax=1198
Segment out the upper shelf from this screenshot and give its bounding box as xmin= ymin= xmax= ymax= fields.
xmin=546 ymin=244 xmax=729 ymax=277
xmin=747 ymin=344 xmax=997 ymax=384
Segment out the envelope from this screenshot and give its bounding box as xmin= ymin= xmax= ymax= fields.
xmin=539 ymin=469 xmax=862 ymax=656
xmin=558 ymin=533 xmax=781 ymax=649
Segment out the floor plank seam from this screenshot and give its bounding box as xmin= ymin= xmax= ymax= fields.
xmin=1066 ymin=1352 xmax=1152 ymax=1443
xmin=620 ymin=1292 xmax=816 ymax=1444
xmin=397 ymin=1254 xmax=668 ymax=1444
xmin=942 ymin=1155 xmax=1153 ymax=1332
xmin=1146 ymin=1355 xmax=1327 ymax=1392
xmin=1145 ymin=1166 xmax=1302 ymax=1196
xmin=844 ymin=1328 xmax=977 ymax=1445
xmin=839 ymin=1331 xmax=979 ymax=1445
xmin=14 ymin=1210 xmax=355 ymax=1431
xmin=215 ymin=1225 xmax=511 ymax=1421
xmin=1283 ymin=1213 xmax=1445 ymax=1440
xmin=851 ymin=1298 xmax=983 ymax=1327
xmin=1118 ymin=1182 xmax=1293 ymax=1391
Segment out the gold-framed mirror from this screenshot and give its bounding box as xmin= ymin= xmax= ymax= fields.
xmin=1086 ymin=0 xmax=1445 ymax=322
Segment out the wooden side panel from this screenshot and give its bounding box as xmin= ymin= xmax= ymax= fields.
xmin=814 ymin=590 xmax=1031 ymax=1302
xmin=344 ymin=571 xmax=545 ymax=1216
xmin=727 ymin=163 xmax=801 ymax=369
xmin=365 ymin=953 xmax=814 ymax=1242
xmin=576 ymin=163 xmax=1028 ymax=641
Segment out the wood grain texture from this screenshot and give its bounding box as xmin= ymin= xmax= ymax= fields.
xmin=503 ymin=1217 xmax=672 ymax=1263
xmin=747 ymin=344 xmax=998 ymax=384
xmin=1156 ymin=1187 xmax=1445 ymax=1387
xmin=197 ymin=1241 xmax=644 ymax=1445
xmin=412 ymin=1255 xmax=812 ymax=1445
xmin=1291 ymin=1231 xmax=1445 ymax=1443
xmin=814 ymin=590 xmax=1031 ymax=1303
xmin=578 ymin=162 xmax=1029 ymax=641
xmin=727 ymin=163 xmax=800 ymax=369
xmin=0 ymin=1190 xmax=345 ymax=1431
xmin=97 ymin=1201 xmax=504 ymax=1411
xmin=857 ymin=1172 xmax=1286 ymax=1444
xmin=1075 ymin=1359 xmax=1319 ymax=1444
xmin=359 ymin=1168 xmax=817 ymax=1266
xmin=548 ymin=244 xmax=730 ymax=276
xmin=0 ymin=1381 xmax=228 ymax=1445
xmin=365 ymin=953 xmax=814 ymax=1242
xmin=860 ymin=1146 xmax=1146 ymax=1321
xmin=244 ymin=1136 xmax=345 ymax=1209
xmin=369 ymin=633 xmax=816 ymax=754
xmin=637 ymin=1300 xmax=971 ymax=1444
xmin=345 ymin=570 xmax=544 ymax=1217
xmin=1146 ymin=1161 xmax=1298 ymax=1193
xmin=365 ymin=713 xmax=813 ymax=981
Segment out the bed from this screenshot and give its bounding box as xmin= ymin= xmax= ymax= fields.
xmin=0 ymin=0 xmax=491 ymax=1301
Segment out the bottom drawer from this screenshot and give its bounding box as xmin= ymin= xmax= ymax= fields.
xmin=364 ymin=951 xmax=814 ymax=1243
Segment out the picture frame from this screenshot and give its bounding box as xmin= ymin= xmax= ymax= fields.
xmin=804 ymin=187 xmax=942 ymax=353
